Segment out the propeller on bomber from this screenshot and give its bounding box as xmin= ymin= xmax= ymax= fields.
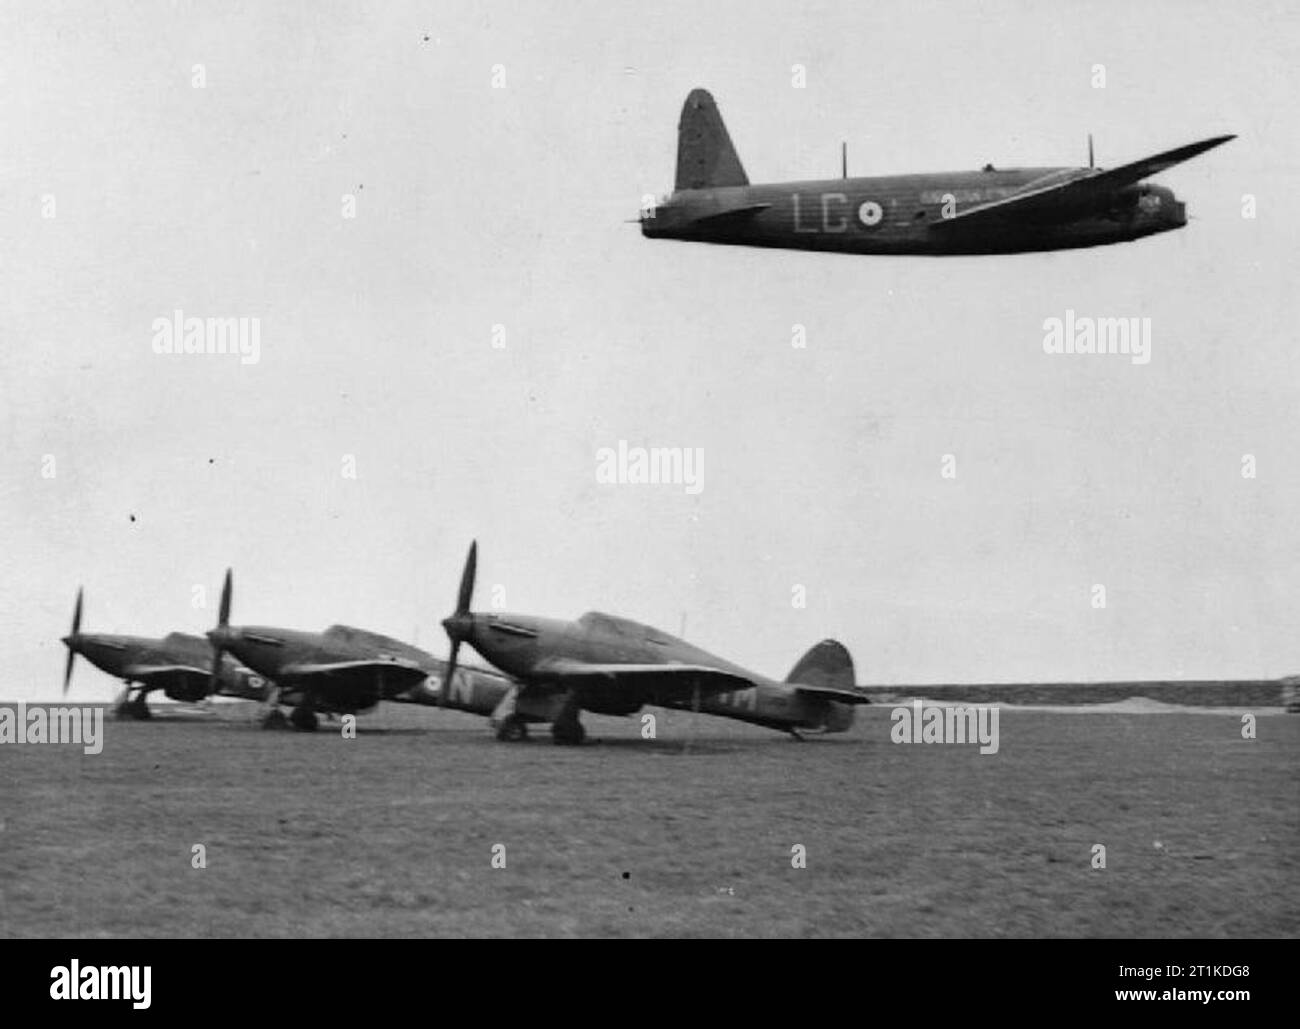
xmin=439 ymin=540 xmax=477 ymax=707
xmin=61 ymin=587 xmax=83 ymax=696
xmin=208 ymin=569 xmax=233 ymax=696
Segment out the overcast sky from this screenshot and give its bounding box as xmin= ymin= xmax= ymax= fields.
xmin=2 ymin=0 xmax=1296 ymax=702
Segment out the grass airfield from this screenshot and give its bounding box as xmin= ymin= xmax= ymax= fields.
xmin=1 ymin=701 xmax=1295 ymax=938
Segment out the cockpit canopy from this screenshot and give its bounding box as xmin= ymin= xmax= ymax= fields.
xmin=577 ymin=611 xmax=674 ymax=645
xmin=162 ymin=632 xmax=211 ymax=660
xmin=324 ymin=624 xmax=429 ymax=663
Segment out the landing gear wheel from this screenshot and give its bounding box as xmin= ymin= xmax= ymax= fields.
xmin=129 ymin=695 xmax=152 ymax=720
xmin=551 ymin=719 xmax=586 ymax=746
xmin=495 ymin=714 xmax=528 ymax=742
xmin=290 ymin=705 xmax=319 ymax=732
xmin=261 ymin=709 xmax=290 ymax=730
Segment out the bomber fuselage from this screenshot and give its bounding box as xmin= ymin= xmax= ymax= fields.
xmin=643 ymin=169 xmax=1184 ymax=255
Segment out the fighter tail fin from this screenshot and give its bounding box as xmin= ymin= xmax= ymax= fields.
xmin=785 ymin=639 xmax=855 ymax=690
xmin=675 ymin=88 xmax=748 ymax=191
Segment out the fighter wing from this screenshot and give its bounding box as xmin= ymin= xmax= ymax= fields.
xmin=528 ymin=658 xmax=756 ymax=704
xmin=277 ymin=659 xmax=430 ymax=694
xmin=122 ymin=663 xmax=211 ymax=692
xmin=792 ymin=683 xmax=872 ymax=705
xmin=933 ymin=135 xmax=1235 ymax=229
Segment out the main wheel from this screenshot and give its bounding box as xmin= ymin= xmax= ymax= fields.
xmin=261 ymin=709 xmax=290 ymax=730
xmin=129 ymin=696 xmax=152 ymax=720
xmin=551 ymin=719 xmax=585 ymax=746
xmin=495 ymin=715 xmax=528 ymax=742
xmin=289 ymin=706 xmax=319 ymax=732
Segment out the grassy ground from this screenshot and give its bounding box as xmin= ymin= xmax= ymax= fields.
xmin=1 ymin=702 xmax=1295 ymax=937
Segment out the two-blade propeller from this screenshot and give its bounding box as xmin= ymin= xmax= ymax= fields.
xmin=439 ymin=540 xmax=477 ymax=707
xmin=208 ymin=569 xmax=233 ymax=696
xmin=61 ymin=587 xmax=83 ymax=696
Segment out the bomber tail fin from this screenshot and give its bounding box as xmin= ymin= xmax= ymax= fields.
xmin=675 ymin=88 xmax=748 ymax=192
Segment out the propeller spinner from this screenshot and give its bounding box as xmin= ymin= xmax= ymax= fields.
xmin=439 ymin=540 xmax=477 ymax=707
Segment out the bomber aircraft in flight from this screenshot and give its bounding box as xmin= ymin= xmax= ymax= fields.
xmin=439 ymin=541 xmax=871 ymax=744
xmin=640 ymin=88 xmax=1234 ymax=255
xmin=60 ymin=587 xmax=268 ymax=718
xmin=206 ymin=570 xmax=517 ymax=731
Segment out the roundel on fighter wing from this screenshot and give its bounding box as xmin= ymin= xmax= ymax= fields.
xmin=857 ymin=200 xmax=884 ymax=229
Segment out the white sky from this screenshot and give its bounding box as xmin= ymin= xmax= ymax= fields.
xmin=2 ymin=0 xmax=1296 ymax=701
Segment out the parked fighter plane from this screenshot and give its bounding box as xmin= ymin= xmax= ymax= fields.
xmin=439 ymin=541 xmax=871 ymax=744
xmin=205 ymin=570 xmax=517 ymax=730
xmin=60 ymin=587 xmax=268 ymax=718
xmin=641 ymin=88 xmax=1234 ymax=255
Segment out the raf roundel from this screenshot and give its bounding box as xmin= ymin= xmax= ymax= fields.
xmin=857 ymin=200 xmax=884 ymax=227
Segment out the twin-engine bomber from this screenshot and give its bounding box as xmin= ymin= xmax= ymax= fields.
xmin=641 ymin=88 xmax=1234 ymax=255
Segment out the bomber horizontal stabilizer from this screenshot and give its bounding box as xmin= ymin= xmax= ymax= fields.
xmin=934 ymin=134 xmax=1235 ymax=229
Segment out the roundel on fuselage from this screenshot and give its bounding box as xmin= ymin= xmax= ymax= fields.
xmin=857 ymin=200 xmax=884 ymax=228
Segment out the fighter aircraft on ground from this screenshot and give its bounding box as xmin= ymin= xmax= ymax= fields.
xmin=205 ymin=570 xmax=517 ymax=730
xmin=439 ymin=541 xmax=871 ymax=744
xmin=640 ymin=88 xmax=1234 ymax=255
xmin=60 ymin=587 xmax=268 ymax=718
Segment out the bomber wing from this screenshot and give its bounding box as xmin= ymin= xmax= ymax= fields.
xmin=934 ymin=135 xmax=1235 ymax=230
xmin=527 ymin=658 xmax=755 ymax=704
